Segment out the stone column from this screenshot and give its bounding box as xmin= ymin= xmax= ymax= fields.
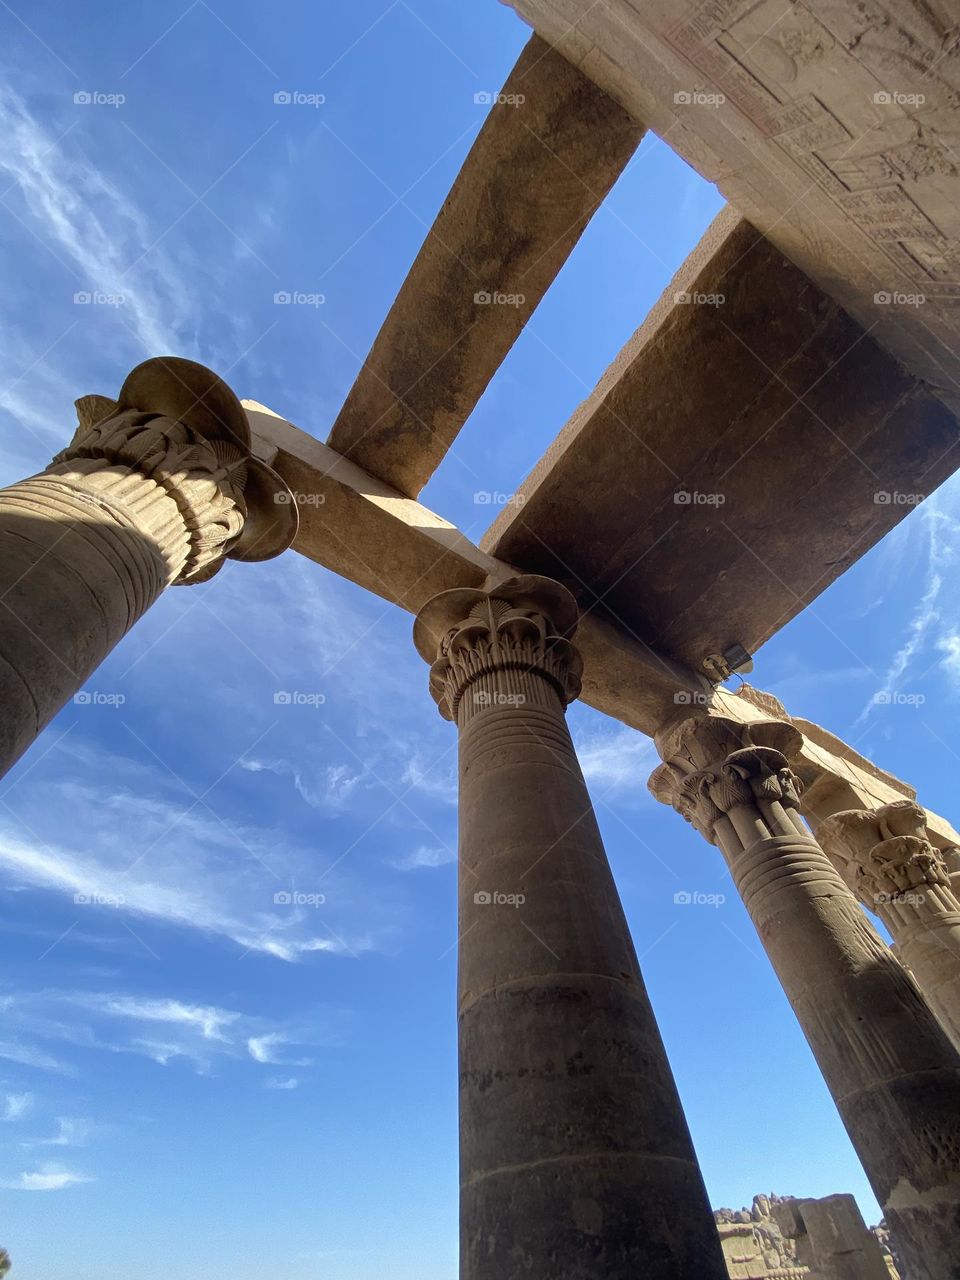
xmin=649 ymin=715 xmax=960 ymax=1280
xmin=413 ymin=576 xmax=727 ymax=1280
xmin=0 ymin=357 xmax=297 ymax=779
xmin=818 ymin=801 xmax=960 ymax=1054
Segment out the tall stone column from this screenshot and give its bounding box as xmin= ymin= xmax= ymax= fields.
xmin=0 ymin=357 xmax=297 ymax=779
xmin=819 ymin=801 xmax=960 ymax=1054
xmin=649 ymin=715 xmax=960 ymax=1280
xmin=413 ymin=576 xmax=727 ymax=1280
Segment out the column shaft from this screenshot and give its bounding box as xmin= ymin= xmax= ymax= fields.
xmin=416 ymin=579 xmax=727 ymax=1280
xmin=652 ymin=719 xmax=960 ymax=1280
xmin=0 ymin=358 xmax=297 ymax=780
xmin=0 ymin=464 xmax=184 ymax=774
xmin=819 ymin=801 xmax=960 ymax=1054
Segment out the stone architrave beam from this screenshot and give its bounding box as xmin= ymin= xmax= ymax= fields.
xmin=246 ymin=400 xmax=960 ymax=850
xmin=326 ymin=33 xmax=644 ymax=497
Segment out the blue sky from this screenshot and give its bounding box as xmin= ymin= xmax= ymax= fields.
xmin=2 ymin=3 xmax=960 ymax=1277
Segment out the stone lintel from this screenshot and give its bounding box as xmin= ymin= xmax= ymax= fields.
xmin=246 ymin=399 xmax=960 ymax=852
xmin=325 ymin=33 xmax=644 ymax=497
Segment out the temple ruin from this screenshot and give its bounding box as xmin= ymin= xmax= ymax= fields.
xmin=3 ymin=1 xmax=960 ymax=1276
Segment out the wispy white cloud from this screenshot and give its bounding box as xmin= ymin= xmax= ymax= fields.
xmin=573 ymin=723 xmax=656 ymax=798
xmin=0 ymin=987 xmax=344 ymax=1079
xmin=0 ymin=85 xmax=182 ymax=353
xmin=239 ymin=758 xmax=363 ymax=811
xmin=264 ymin=1076 xmax=299 ymax=1090
xmin=247 ymin=1033 xmax=312 ymax=1067
xmin=390 ymin=844 xmax=456 ymax=871
xmin=0 ymin=1041 xmax=73 ymax=1075
xmin=1 ymin=1092 xmax=33 ymax=1122
xmin=854 ymin=492 xmax=960 ymax=723
xmin=0 ymin=1162 xmax=93 ymax=1191
xmin=0 ymin=772 xmax=372 ymax=963
xmin=73 ymin=995 xmax=240 ymax=1043
xmin=28 ymin=1116 xmax=92 ymax=1147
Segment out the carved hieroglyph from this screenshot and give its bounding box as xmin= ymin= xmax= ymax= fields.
xmin=819 ymin=800 xmax=960 ymax=1053
xmin=414 ymin=576 xmax=728 ymax=1279
xmin=0 ymin=357 xmax=297 ymax=779
xmin=650 ymin=715 xmax=960 ymax=1280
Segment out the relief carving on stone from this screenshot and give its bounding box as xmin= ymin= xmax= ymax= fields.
xmin=818 ymin=799 xmax=952 ymax=907
xmin=412 ymin=576 xmax=582 ymax=722
xmin=49 ymin=357 xmax=297 ymax=585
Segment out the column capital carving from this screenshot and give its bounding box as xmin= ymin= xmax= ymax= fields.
xmin=412 ymin=575 xmax=583 ymax=722
xmin=649 ymin=715 xmax=804 ymax=843
xmin=818 ymin=801 xmax=953 ymax=906
xmin=50 ymin=357 xmax=298 ymax=585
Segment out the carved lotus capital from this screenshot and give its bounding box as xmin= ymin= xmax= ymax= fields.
xmin=818 ymin=801 xmax=951 ymax=906
xmin=412 ymin=575 xmax=583 ymax=721
xmin=649 ymin=716 xmax=804 ymax=843
xmin=51 ymin=357 xmax=298 ymax=584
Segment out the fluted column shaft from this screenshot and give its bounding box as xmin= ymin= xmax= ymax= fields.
xmin=0 ymin=358 xmax=296 ymax=779
xmin=651 ymin=716 xmax=960 ymax=1280
xmin=819 ymin=802 xmax=960 ymax=1054
xmin=415 ymin=578 xmax=727 ymax=1280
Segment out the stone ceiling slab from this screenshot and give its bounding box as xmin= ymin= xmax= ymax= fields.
xmin=482 ymin=207 xmax=960 ymax=675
